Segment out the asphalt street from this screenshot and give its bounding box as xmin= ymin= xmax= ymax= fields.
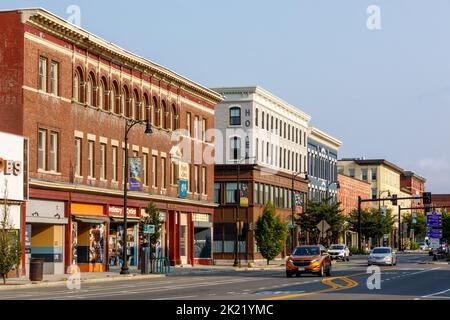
xmin=0 ymin=253 xmax=448 ymax=300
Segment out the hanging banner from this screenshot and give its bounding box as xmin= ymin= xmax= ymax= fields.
xmin=295 ymin=192 xmax=303 ymax=213
xmin=179 ymin=179 xmax=188 ymax=198
xmin=129 ymin=157 xmax=142 ymax=191
xmin=240 ymin=183 xmax=249 ymax=207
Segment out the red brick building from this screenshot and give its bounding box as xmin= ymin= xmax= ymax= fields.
xmin=401 ymin=171 xmax=426 ymax=206
xmin=431 ymin=195 xmax=450 ymax=209
xmin=337 ymin=173 xmax=371 ymax=247
xmin=0 ymin=8 xmax=222 ymax=275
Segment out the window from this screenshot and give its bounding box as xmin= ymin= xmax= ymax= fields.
xmin=299 ymin=129 xmax=302 ymax=145
xmin=186 ymin=165 xmax=190 ymax=192
xmin=142 ymin=153 xmax=148 ymax=186
xmin=86 ymin=75 xmax=94 ymax=106
xmin=226 ymin=183 xmax=237 ymax=203
xmin=372 ymin=188 xmax=378 ymax=200
xmin=171 ymin=104 xmax=178 ymax=130
xmin=132 ymin=91 xmax=140 ymax=120
xmin=230 ymin=137 xmax=241 ymax=160
xmin=194 ymin=116 xmax=199 ymax=139
xmin=371 ymin=168 xmax=377 ymax=181
xmin=262 ymin=112 xmax=265 ymax=129
xmin=254 ymin=183 xmax=259 ymax=205
xmin=111 ymin=82 xmax=119 ymax=114
xmin=361 ymin=169 xmax=368 ymax=181
xmin=98 ymin=143 xmax=106 ymax=180
xmin=49 ymin=132 xmax=58 ymax=172
xmin=88 ymin=141 xmax=95 ymax=178
xmin=170 ymin=161 xmax=176 ymax=186
xmin=266 ymin=114 xmax=269 ymax=131
xmin=39 ymin=57 xmax=47 ymax=92
xmin=264 ymin=185 xmax=269 ymax=205
xmin=186 ymin=112 xmax=191 ymax=136
xmin=202 ymin=167 xmax=207 ymax=194
xmin=50 ymin=61 xmax=58 ymax=95
xmin=73 ymin=71 xmax=80 ymax=101
xmin=255 ymin=138 xmax=259 ymax=161
xmin=214 ymin=183 xmax=221 ymax=204
xmin=153 ymin=97 xmax=159 ymax=126
xmin=161 ymin=157 xmax=166 ymax=189
xmin=194 ymin=165 xmax=199 ymax=193
xmin=152 ymin=155 xmax=157 ymax=187
xmin=75 ymin=138 xmax=82 ymax=176
xmin=112 ymin=146 xmax=118 ymax=181
xmin=349 ymin=168 xmax=355 ymax=178
xmin=279 ymin=120 xmax=282 ymax=137
xmin=202 ymin=118 xmax=207 ymax=142
xmin=98 ymin=80 xmax=105 ymax=110
xmin=38 ymin=129 xmax=47 ymax=170
xmin=230 ymin=107 xmax=241 ymax=125
xmin=255 ymin=108 xmax=259 ymax=127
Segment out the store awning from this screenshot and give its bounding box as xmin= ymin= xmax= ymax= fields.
xmin=110 ymin=217 xmax=140 ymax=223
xmin=26 ymin=216 xmax=68 ymax=225
xmin=72 ymin=215 xmax=110 ymax=224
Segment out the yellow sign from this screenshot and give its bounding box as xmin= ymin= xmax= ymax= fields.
xmin=240 ymin=197 xmax=249 ymax=208
xmin=179 ymin=162 xmax=189 ymax=181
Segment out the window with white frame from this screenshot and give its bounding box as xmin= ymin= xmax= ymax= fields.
xmin=50 ymin=61 xmax=58 ymax=95
xmin=38 ymin=129 xmax=47 ymax=170
xmin=39 ymin=57 xmax=47 ymax=92
xmin=112 ymin=146 xmax=118 ymax=181
xmin=49 ymin=132 xmax=58 ymax=172
xmin=100 ymin=143 xmax=106 ymax=180
xmin=88 ymin=141 xmax=95 ymax=178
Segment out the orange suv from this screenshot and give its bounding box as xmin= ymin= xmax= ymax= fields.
xmin=286 ymin=245 xmax=332 ymax=277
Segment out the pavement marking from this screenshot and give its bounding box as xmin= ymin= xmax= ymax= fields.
xmin=422 ymin=288 xmax=450 ymax=299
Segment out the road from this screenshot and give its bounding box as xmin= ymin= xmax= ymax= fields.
xmin=0 ymin=253 xmax=448 ymax=300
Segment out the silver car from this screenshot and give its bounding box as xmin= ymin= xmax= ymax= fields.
xmin=368 ymin=247 xmax=397 ymax=266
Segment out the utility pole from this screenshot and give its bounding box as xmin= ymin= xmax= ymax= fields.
xmin=358 ymin=196 xmax=362 ymax=252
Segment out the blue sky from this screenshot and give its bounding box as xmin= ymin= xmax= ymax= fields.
xmin=3 ymin=0 xmax=450 ymax=193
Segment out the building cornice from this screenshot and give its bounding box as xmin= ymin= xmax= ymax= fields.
xmin=18 ymin=8 xmax=223 ymax=106
xmin=29 ymin=179 xmax=217 ymax=208
xmin=309 ymin=127 xmax=342 ymax=149
xmin=212 ymin=86 xmax=311 ymax=124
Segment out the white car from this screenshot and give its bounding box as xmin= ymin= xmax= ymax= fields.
xmin=368 ymin=247 xmax=397 ymax=266
xmin=327 ymin=244 xmax=350 ymax=261
xmin=419 ymin=242 xmax=429 ymax=251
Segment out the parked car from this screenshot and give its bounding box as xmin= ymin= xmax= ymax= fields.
xmin=327 ymin=244 xmax=350 ymax=261
xmin=368 ymin=247 xmax=397 ymax=266
xmin=418 ymin=242 xmax=429 ymax=251
xmin=286 ymin=245 xmax=332 ymax=278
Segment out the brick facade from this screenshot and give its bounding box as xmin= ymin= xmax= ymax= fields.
xmin=338 ymin=173 xmax=372 ymax=215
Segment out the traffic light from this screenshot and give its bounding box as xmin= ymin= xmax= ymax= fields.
xmin=423 ymin=192 xmax=432 ymax=205
xmin=391 ymin=194 xmax=398 ymax=206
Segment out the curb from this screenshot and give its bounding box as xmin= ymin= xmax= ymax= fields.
xmin=0 ymin=274 xmax=166 ymax=291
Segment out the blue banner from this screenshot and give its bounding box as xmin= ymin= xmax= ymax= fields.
xmin=179 ymin=179 xmax=188 ymax=198
xmin=129 ymin=157 xmax=142 ymax=191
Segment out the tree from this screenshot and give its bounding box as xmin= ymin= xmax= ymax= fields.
xmin=347 ymin=207 xmax=395 ymax=245
xmin=0 ymin=182 xmax=22 ymax=285
xmin=297 ymin=198 xmax=346 ymax=245
xmin=254 ymin=202 xmax=288 ymax=265
xmin=402 ymin=212 xmax=427 ymax=239
xmin=139 ymin=202 xmax=163 ymax=256
xmin=442 ymin=210 xmax=450 ymax=243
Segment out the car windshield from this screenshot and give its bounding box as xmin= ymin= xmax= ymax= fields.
xmin=372 ymin=248 xmax=391 ymax=254
xmin=294 ymin=247 xmax=320 ymax=256
xmin=331 ymin=245 xmax=344 ymax=250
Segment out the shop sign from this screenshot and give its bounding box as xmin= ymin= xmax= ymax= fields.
xmin=25 ymin=224 xmax=32 ymax=254
xmin=179 ymin=162 xmax=189 ymax=180
xmin=108 ymin=206 xmax=138 ymax=218
xmin=129 ymin=157 xmax=142 ymax=191
xmin=143 ymin=224 xmax=155 ymax=234
xmin=0 ymin=132 xmax=24 ymax=201
xmin=179 ymin=179 xmax=188 ymax=198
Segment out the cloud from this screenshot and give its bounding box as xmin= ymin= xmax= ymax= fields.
xmin=418 ymin=158 xmax=450 ymax=172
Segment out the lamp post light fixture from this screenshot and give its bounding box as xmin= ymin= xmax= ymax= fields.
xmin=120 ymin=119 xmax=152 ymax=275
xmin=233 ymin=155 xmax=255 ymax=268
xmin=291 ymin=171 xmax=308 ymax=254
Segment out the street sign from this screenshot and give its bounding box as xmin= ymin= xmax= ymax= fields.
xmin=143 ymin=224 xmax=155 ymax=234
xmin=427 ymin=229 xmax=443 ymax=239
xmin=317 ymin=220 xmax=330 ymax=239
xmin=430 ymin=238 xmax=440 ymax=249
xmin=427 ymin=211 xmax=443 ymax=228
xmin=288 ymin=224 xmax=296 ymax=229
xmin=380 ymin=206 xmax=387 ymax=217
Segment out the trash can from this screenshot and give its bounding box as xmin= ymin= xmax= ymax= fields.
xmin=141 ymin=247 xmax=150 ymax=274
xmin=29 ymin=258 xmax=45 ymax=281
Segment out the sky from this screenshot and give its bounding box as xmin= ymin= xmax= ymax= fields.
xmin=2 ymin=0 xmax=450 ymax=193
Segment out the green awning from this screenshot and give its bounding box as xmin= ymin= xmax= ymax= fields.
xmin=73 ymin=216 xmax=110 ymax=224
xmin=110 ymin=217 xmax=140 ymax=223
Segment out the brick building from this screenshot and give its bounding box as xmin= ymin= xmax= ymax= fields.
xmin=337 ymin=173 xmax=371 ymax=247
xmin=0 ymin=8 xmax=222 ymax=275
xmin=400 ymin=171 xmax=427 ymax=206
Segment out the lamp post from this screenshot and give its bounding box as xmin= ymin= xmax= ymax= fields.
xmin=233 ymin=156 xmax=255 ymax=268
xmin=120 ymin=119 xmax=152 ymax=275
xmin=378 ymin=190 xmax=390 ymax=247
xmin=291 ymin=171 xmax=308 ymax=254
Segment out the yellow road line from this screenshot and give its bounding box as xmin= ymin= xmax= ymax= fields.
xmin=262 ymin=267 xmax=399 ymax=300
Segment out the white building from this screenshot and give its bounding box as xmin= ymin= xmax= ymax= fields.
xmin=212 ymin=86 xmax=311 ymax=175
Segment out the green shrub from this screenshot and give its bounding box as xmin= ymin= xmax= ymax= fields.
xmin=410 ymin=242 xmax=420 ymax=250
xmin=349 ymin=246 xmax=366 ymax=255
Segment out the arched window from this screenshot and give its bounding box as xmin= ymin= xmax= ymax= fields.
xmin=99 ymin=77 xmax=107 ymax=110
xmin=133 ymin=90 xmax=140 ymax=120
xmin=121 ymin=86 xmax=130 ymax=117
xmin=229 ymin=107 xmax=241 ymax=125
xmin=86 ymin=73 xmax=96 ymax=107
xmin=73 ymin=67 xmax=84 ymax=102
xmin=111 ymin=81 xmax=119 ymax=114
xmin=153 ymin=97 xmax=159 ymax=126
xmin=161 ymin=100 xmax=167 ymax=129
xmin=230 ymin=136 xmax=241 ymax=160
xmin=172 ymin=104 xmax=178 ymax=130
xmin=143 ymin=93 xmax=150 ymax=122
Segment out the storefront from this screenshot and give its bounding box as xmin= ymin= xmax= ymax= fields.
xmin=70 ymin=203 xmax=108 ymax=272
xmin=108 ymin=206 xmax=139 ymax=268
xmin=0 ymin=131 xmax=26 ymax=277
xmin=26 ymin=199 xmax=67 ymax=275
xmin=193 ymin=213 xmax=213 ymax=265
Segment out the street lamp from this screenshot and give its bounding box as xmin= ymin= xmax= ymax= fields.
xmin=291 ymin=171 xmax=308 ymax=254
xmin=120 ymin=119 xmax=152 ymax=275
xmin=233 ymin=156 xmax=255 ymax=268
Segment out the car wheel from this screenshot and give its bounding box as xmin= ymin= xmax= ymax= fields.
xmin=326 ymin=265 xmax=331 ymax=277
xmin=286 ymin=271 xmax=293 ymax=278
xmin=346 ymin=256 xmax=350 ymax=262
xmin=317 ymin=265 xmax=324 ymax=277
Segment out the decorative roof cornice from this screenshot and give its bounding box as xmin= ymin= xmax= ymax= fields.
xmin=18 ymin=8 xmax=223 ymax=105
xmin=309 ymin=127 xmax=342 ymax=149
xmin=211 ymin=86 xmax=311 ymax=124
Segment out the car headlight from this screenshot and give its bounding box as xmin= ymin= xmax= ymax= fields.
xmin=287 ymin=259 xmax=293 ymax=264
xmin=384 ymin=256 xmax=391 ymax=260
xmin=310 ymin=259 xmax=320 ymax=264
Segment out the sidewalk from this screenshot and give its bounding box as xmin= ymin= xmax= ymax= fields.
xmin=0 ymin=270 xmax=165 ymax=291
xmin=171 ymin=260 xmax=286 ymax=275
